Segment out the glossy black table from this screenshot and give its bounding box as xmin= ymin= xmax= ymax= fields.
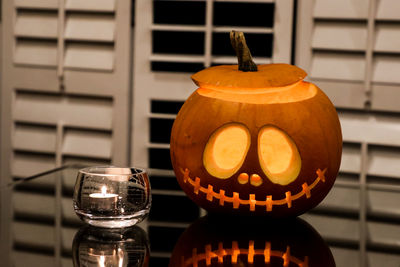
xmin=1 ymin=165 xmax=399 ymax=267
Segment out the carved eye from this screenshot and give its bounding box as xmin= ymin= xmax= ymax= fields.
xmin=258 ymin=126 xmax=301 ymax=185
xmin=203 ymin=123 xmax=251 ymax=179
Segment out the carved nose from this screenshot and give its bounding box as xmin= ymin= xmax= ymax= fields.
xmin=237 ymin=173 xmax=263 ymax=186
xmin=250 ymin=174 xmax=263 ymax=187
xmin=237 ymin=173 xmax=249 ymax=184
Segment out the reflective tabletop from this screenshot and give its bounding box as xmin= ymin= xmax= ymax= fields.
xmin=1 ymin=165 xmax=399 ymax=267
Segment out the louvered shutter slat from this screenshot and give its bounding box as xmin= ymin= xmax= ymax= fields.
xmin=340 ymin=145 xmax=362 ymax=173
xmin=317 ymin=186 xmax=360 ymax=213
xmin=65 ymin=14 xmax=115 ymax=42
xmin=62 ymin=198 xmax=81 ymax=223
xmin=62 ymin=157 xmax=110 ymax=167
xmin=62 ymin=130 xmax=112 ymax=159
xmin=311 ymin=80 xmax=366 ymax=109
xmin=64 ymin=43 xmax=114 ymax=71
xmin=13 ymin=125 xmax=56 ymax=153
xmin=14 ymin=93 xmax=113 ymax=129
xmin=373 ymin=56 xmax=400 ymax=83
xmin=369 ymin=190 xmax=400 ymax=218
xmin=15 ymin=11 xmax=58 ymax=39
xmin=331 ymin=248 xmax=359 ymax=267
xmin=312 ymin=21 xmax=367 ymax=51
xmin=61 ymin=227 xmax=79 ymax=252
xmin=368 ymin=148 xmax=400 ymax=178
xmin=310 ymin=52 xmax=365 ymax=81
xmin=13 ymin=222 xmax=55 ymax=248
xmin=374 ymin=24 xmax=400 ymax=53
xmin=65 ymin=0 xmax=115 ymax=12
xmin=15 ymin=0 xmax=58 ymax=9
xmin=313 ymin=0 xmax=369 ymax=19
xmin=371 ymin=84 xmax=400 ymax=112
xmin=13 ymin=68 xmax=59 ymax=91
xmin=64 ymin=71 xmax=115 ymax=96
xmin=13 ymin=252 xmax=56 ymax=267
xmin=151 ymin=24 xmax=206 ymax=32
xmin=12 ymin=154 xmax=56 ymax=178
xmin=368 ymin=222 xmax=400 ymax=249
xmin=15 ymin=40 xmax=57 ymax=67
xmin=369 ymin=252 xmax=400 ymax=267
xmin=340 ymin=112 xmax=400 ymax=146
xmin=13 ymin=192 xmax=55 ymax=218
xmin=301 ymin=214 xmax=359 ymax=242
xmin=150 ymin=54 xmax=205 ymax=63
xmin=13 ymin=93 xmax=63 ymax=124
xmin=376 ymin=0 xmax=400 ymax=21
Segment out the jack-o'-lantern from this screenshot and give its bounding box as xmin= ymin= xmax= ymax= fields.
xmin=169 ymin=215 xmax=335 ymax=267
xmin=170 ymin=31 xmax=342 ymax=217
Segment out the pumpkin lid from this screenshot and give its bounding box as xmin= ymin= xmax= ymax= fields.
xmin=191 ymin=63 xmax=307 ymax=90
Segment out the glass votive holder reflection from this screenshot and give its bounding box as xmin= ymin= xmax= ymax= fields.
xmin=73 ymin=166 xmax=151 ymax=228
xmin=72 ymin=225 xmax=150 ymax=267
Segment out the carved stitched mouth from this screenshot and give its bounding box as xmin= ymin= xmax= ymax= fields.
xmin=180 ymin=168 xmax=326 ymax=212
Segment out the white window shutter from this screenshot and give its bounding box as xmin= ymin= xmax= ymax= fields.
xmin=2 ymin=0 xmax=131 ymax=179
xmin=1 ymin=0 xmax=131 ymax=265
xmin=296 ymin=1 xmax=400 ymax=266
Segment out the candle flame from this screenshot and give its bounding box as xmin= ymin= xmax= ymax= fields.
xmin=118 ymin=248 xmax=124 ymax=267
xmin=99 ymin=255 xmax=105 ymax=267
xmin=101 ymin=185 xmax=107 ymax=195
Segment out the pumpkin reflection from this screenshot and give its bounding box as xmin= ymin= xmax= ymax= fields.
xmin=169 ymin=215 xmax=335 ymax=267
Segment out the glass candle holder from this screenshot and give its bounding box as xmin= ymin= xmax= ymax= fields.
xmin=72 ymin=225 xmax=150 ymax=267
xmin=73 ymin=166 xmax=151 ymax=228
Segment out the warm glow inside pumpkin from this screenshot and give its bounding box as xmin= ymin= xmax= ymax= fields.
xmin=203 ymin=124 xmax=301 ymax=186
xmin=258 ymin=125 xmax=301 ymax=186
xmin=170 ymin=31 xmax=342 ymax=217
xmin=203 ymin=123 xmax=251 ymax=179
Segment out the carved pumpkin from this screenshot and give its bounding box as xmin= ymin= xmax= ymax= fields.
xmin=169 ymin=215 xmax=335 ymax=267
xmin=170 ymin=31 xmax=342 ymax=217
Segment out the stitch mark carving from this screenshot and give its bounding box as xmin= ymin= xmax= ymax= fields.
xmin=180 ymin=241 xmax=309 ymax=267
xmin=316 ymin=168 xmax=326 ymax=182
xmin=181 ymin=168 xmax=327 ymax=211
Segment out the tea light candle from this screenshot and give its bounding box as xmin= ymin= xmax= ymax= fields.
xmin=74 ymin=166 xmax=150 ymax=227
xmin=89 ymin=186 xmax=118 ymax=212
xmin=87 ymin=248 xmax=124 ymax=267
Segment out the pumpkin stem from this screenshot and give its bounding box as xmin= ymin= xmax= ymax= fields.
xmin=230 ymin=31 xmax=258 ymax=72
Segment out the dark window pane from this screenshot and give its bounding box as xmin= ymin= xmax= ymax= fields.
xmin=149 ymin=256 xmax=170 ymax=266
xmin=149 ymin=148 xmax=172 ymax=170
xmin=151 ymin=100 xmax=184 ymax=115
xmin=213 ymin=2 xmax=274 ymax=27
xmin=150 ymin=118 xmax=174 ymax=144
xmin=150 ymin=175 xmax=181 ymax=191
xmin=152 ymin=31 xmax=204 ymax=55
xmin=149 ymin=194 xmax=199 ymax=222
xmin=154 ymin=0 xmax=206 ymax=25
xmin=212 ymin=32 xmax=273 ymax=58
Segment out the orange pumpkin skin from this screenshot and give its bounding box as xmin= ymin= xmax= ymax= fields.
xmin=170 ymin=64 xmax=342 ymax=217
xmin=169 ymin=215 xmax=335 ymax=267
